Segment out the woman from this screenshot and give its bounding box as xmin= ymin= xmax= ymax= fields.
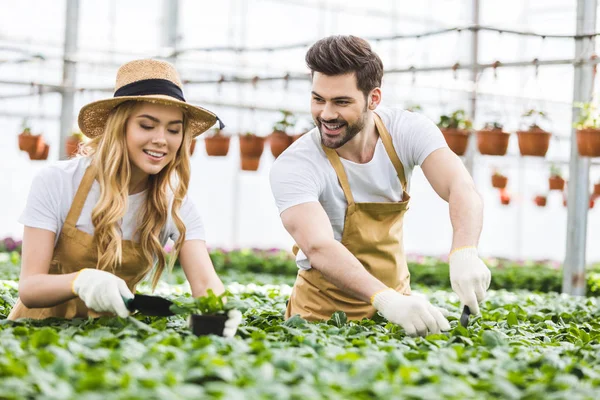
xmin=9 ymin=59 xmax=228 ymax=322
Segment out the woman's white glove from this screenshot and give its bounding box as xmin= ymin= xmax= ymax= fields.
xmin=449 ymin=247 xmax=491 ymax=316
xmin=222 ymin=309 xmax=243 ymax=338
xmin=72 ymin=268 xmax=134 ymax=318
xmin=372 ymin=288 xmax=451 ymax=337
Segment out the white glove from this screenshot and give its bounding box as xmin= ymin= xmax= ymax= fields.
xmin=222 ymin=309 xmax=243 ymax=338
xmin=72 ymin=268 xmax=134 ymax=318
xmin=372 ymin=289 xmax=451 ymax=337
xmin=449 ymin=247 xmax=492 ymax=316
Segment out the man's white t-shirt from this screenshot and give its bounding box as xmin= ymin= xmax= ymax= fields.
xmin=19 ymin=156 xmax=205 ymax=248
xmin=269 ymin=106 xmax=448 ymax=270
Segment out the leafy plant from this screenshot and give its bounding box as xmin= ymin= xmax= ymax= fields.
xmin=521 ymin=108 xmax=548 ymax=130
xmin=405 ymin=104 xmax=422 ymax=112
xmin=437 ymin=109 xmax=472 ymax=130
xmin=574 ymin=102 xmax=600 ymax=129
xmin=482 ymin=121 xmax=504 ymax=130
xmin=169 ymin=289 xmax=234 ymax=315
xmin=550 ymin=163 xmax=563 ymax=178
xmin=272 ymin=110 xmax=296 ymax=134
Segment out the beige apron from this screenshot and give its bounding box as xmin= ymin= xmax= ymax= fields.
xmin=285 ymin=114 xmax=412 ymax=321
xmin=8 ymin=165 xmax=151 ymax=320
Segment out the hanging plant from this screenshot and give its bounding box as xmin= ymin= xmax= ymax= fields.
xmin=269 ymin=110 xmax=295 ymax=158
xmin=29 ymin=142 xmax=49 ymax=160
xmin=239 ymin=132 xmax=266 ymax=171
xmin=517 ymin=109 xmax=551 ymax=157
xmin=574 ymin=102 xmax=600 ymax=157
xmin=593 ymin=178 xmax=600 ymax=196
xmin=548 ymin=164 xmax=565 ymax=191
xmin=477 ymin=122 xmax=510 ymax=156
xmin=437 ymin=109 xmax=472 ymax=156
xmin=534 ymin=195 xmax=547 ymax=207
xmin=18 ymin=125 xmax=43 ymax=155
xmin=203 ymin=128 xmax=231 ymax=157
xmin=491 ymin=169 xmax=508 ymax=189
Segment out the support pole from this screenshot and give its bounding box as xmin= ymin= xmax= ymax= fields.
xmin=58 ymin=0 xmax=79 ymax=160
xmin=562 ymin=0 xmax=597 ymax=296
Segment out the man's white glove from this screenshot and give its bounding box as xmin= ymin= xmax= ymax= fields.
xmin=222 ymin=309 xmax=243 ymax=338
xmin=449 ymin=247 xmax=491 ymax=316
xmin=72 ymin=268 xmax=134 ymax=318
xmin=372 ymin=289 xmax=451 ymax=337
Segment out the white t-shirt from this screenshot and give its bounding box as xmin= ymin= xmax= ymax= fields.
xmin=269 ymin=106 xmax=448 ymax=270
xmin=19 ymin=156 xmax=205 ymax=247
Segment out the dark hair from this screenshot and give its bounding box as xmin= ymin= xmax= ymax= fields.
xmin=305 ymin=35 xmax=383 ymax=97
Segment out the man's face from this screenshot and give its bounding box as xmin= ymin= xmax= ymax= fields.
xmin=311 ymin=72 xmax=369 ymax=149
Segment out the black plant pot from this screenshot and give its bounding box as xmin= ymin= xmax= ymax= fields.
xmin=189 ymin=314 xmax=228 ymax=336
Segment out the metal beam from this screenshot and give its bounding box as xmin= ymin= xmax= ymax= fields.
xmin=58 ymin=0 xmax=79 ymax=160
xmin=562 ymin=0 xmax=597 ymax=296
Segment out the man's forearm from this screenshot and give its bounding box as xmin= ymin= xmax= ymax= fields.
xmin=449 ymin=182 xmax=483 ymax=250
xmin=305 ymin=240 xmax=388 ymax=303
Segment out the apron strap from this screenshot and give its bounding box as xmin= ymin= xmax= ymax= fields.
xmin=322 ymin=146 xmax=355 ymax=211
xmin=64 ymin=165 xmax=97 ymax=229
xmin=374 ymin=113 xmax=408 ymax=191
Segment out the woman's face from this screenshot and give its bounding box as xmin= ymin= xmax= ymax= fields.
xmin=125 ymin=102 xmax=185 ymax=179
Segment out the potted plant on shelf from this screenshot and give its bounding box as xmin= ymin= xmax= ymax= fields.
xmin=66 ymin=131 xmax=84 ymax=158
xmin=437 ymin=109 xmax=472 ymax=156
xmin=170 ymin=290 xmax=242 ymax=337
xmin=517 ymin=109 xmax=551 ymax=157
xmin=491 ymin=169 xmax=508 ymax=189
xmin=239 ymin=131 xmax=266 ymax=171
xmin=534 ymin=194 xmax=547 ymax=207
xmin=548 ymin=164 xmax=565 ymax=191
xmin=269 ymin=110 xmax=295 ymax=158
xmin=477 ymin=121 xmax=510 ymax=156
xmin=574 ymin=102 xmax=600 ymax=157
xmin=203 ymin=128 xmax=231 ymax=156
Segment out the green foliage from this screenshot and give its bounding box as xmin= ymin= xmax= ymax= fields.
xmin=574 ymin=102 xmax=600 ymax=129
xmin=483 ymin=121 xmax=504 ymax=130
xmin=521 ymin=108 xmax=548 ymax=130
xmin=169 ymin=289 xmax=233 ymax=315
xmin=437 ymin=109 xmax=473 ymax=130
xmin=272 ymin=110 xmax=296 ymax=133
xmin=550 ymin=163 xmax=562 ymax=178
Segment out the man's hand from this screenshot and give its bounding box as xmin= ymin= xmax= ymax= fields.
xmin=72 ymin=268 xmax=134 ymax=318
xmin=372 ymin=289 xmax=451 ymax=337
xmin=449 ymin=247 xmax=491 ymax=316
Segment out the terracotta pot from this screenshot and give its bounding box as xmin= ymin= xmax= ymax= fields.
xmin=239 ymin=135 xmax=266 ymax=158
xmin=500 ymin=194 xmax=511 ymax=205
xmin=517 ymin=128 xmax=551 ymax=157
xmin=189 ymin=139 xmax=197 ymax=156
xmin=65 ymin=136 xmax=82 ymax=158
xmin=441 ymin=128 xmax=470 ymax=156
xmin=491 ymin=174 xmax=508 ymax=189
xmin=548 ymin=176 xmax=565 ymax=191
xmin=18 ymin=133 xmax=42 ymax=153
xmin=576 ymin=128 xmax=600 ymax=157
xmin=29 ymin=143 xmax=49 ymax=160
xmin=591 ymin=197 xmax=595 ymax=209
xmin=534 ymin=196 xmax=547 ymax=207
xmin=241 ymin=156 xmax=261 ymax=171
xmin=594 ymin=183 xmax=600 ymax=196
xmin=269 ymin=131 xmax=294 ymax=158
xmin=477 ymin=129 xmax=510 ymax=156
xmin=204 ymin=136 xmax=230 ymax=156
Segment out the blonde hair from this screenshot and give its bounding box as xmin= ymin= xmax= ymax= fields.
xmin=82 ymin=100 xmax=191 ymax=289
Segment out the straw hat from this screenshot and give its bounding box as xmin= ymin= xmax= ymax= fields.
xmin=78 ymin=59 xmax=223 ymax=138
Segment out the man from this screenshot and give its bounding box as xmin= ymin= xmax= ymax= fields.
xmin=269 ymin=35 xmax=491 ymax=337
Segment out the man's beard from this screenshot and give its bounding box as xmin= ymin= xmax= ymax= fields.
xmin=317 ymin=110 xmax=368 ymax=149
